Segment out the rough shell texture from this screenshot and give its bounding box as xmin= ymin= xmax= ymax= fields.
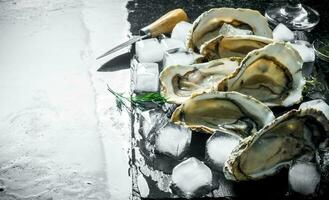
xmin=160 ymin=58 xmax=241 ymax=104
xmin=171 ymin=91 xmax=275 ymax=136
xmin=299 ymin=99 xmax=329 ymax=120
xmin=200 ymin=35 xmax=274 ymax=60
xmin=224 ymin=106 xmax=329 ymax=181
xmin=216 ymin=42 xmax=305 ymax=107
xmin=187 ymin=8 xmax=273 ymax=51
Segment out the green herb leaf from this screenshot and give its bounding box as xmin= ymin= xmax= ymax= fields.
xmin=131 ymin=92 xmax=167 ymax=105
xmin=107 ymin=85 xmax=166 ymax=113
xmin=107 ymin=85 xmax=131 ymax=113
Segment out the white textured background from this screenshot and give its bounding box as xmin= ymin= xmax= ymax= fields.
xmin=0 ymin=0 xmax=131 ymax=199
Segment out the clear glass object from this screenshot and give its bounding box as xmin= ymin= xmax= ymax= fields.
xmin=313 ymin=38 xmax=329 ymax=62
xmin=265 ymin=0 xmax=320 ymax=30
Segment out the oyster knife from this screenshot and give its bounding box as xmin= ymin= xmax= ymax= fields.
xmin=97 ymin=8 xmax=188 ymax=59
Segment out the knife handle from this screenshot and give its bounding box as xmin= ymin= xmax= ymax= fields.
xmin=140 ymin=8 xmax=188 ymax=37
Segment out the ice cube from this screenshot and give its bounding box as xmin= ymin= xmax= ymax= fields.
xmin=205 ymin=131 xmax=240 ymax=171
xmin=290 ymin=40 xmax=315 ymax=63
xmin=136 ymin=38 xmax=164 ymax=63
xmin=273 ymin=23 xmax=295 ymax=41
xmin=299 ymin=99 xmax=329 ymax=119
xmin=160 ymin=38 xmax=186 ymax=52
xmin=163 ymin=50 xmax=204 ymax=69
xmin=171 ymin=157 xmax=213 ymax=198
xmin=155 ymin=122 xmax=191 ymax=158
xmin=171 ymin=21 xmax=192 ymax=43
xmin=163 ymin=51 xmax=195 ymax=68
xmin=218 ymin=23 xmax=253 ymax=36
xmin=288 ymin=161 xmax=321 ymax=195
xmin=134 ymin=63 xmax=159 ymax=92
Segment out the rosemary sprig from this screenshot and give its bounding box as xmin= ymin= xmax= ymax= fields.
xmin=107 ymin=85 xmax=132 ymax=112
xmin=303 ymin=76 xmax=326 ymax=97
xmin=107 ymin=84 xmax=167 ymax=112
xmin=131 ymin=92 xmax=167 ymax=105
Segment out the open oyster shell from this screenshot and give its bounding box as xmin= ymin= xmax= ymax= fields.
xmin=200 ymin=35 xmax=274 ymax=60
xmin=216 ymin=42 xmax=305 ymax=107
xmin=187 ymin=8 xmax=273 ymax=51
xmin=171 ymin=91 xmax=275 ymax=136
xmin=160 ymin=58 xmax=241 ymax=104
xmin=224 ymin=101 xmax=329 ymax=181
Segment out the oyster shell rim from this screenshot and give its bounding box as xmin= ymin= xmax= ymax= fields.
xmin=199 ymin=34 xmax=275 ymax=60
xmin=159 ymin=57 xmax=242 ymax=105
xmin=186 ymin=7 xmax=273 ymax=51
xmin=170 ymin=91 xmax=276 ymax=135
xmin=215 ymin=42 xmax=306 ymax=107
xmin=224 ymin=107 xmax=329 ymax=181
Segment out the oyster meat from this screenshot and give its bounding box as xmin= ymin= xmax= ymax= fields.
xmin=224 ymin=101 xmax=329 ymax=181
xmin=160 ymin=58 xmax=241 ymax=104
xmin=200 ymin=35 xmax=274 ymax=60
xmin=187 ymin=8 xmax=272 ymax=51
xmin=171 ymin=91 xmax=275 ymax=136
xmin=216 ymin=42 xmax=305 ymax=107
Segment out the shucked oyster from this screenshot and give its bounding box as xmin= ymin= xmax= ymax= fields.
xmin=224 ymin=101 xmax=329 ymax=181
xmin=216 ymin=42 xmax=305 ymax=107
xmin=200 ymin=35 xmax=274 ymax=60
xmin=171 ymin=91 xmax=275 ymax=136
xmin=160 ymin=58 xmax=241 ymax=104
xmin=187 ymin=8 xmax=272 ymax=51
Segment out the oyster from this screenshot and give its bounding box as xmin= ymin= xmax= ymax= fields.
xmin=200 ymin=35 xmax=274 ymax=60
xmin=299 ymin=99 xmax=329 ymax=119
xmin=171 ymin=91 xmax=275 ymax=136
xmin=216 ymin=42 xmax=305 ymax=107
xmin=187 ymin=8 xmax=272 ymax=51
xmin=224 ymin=102 xmax=329 ymax=181
xmin=160 ymin=58 xmax=241 ymax=104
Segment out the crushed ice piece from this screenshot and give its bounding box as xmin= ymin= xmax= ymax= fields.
xmin=137 ymin=173 xmax=150 ymax=197
xmin=136 ymin=38 xmax=164 ymax=63
xmin=171 ymin=21 xmax=192 ymax=43
xmin=134 ymin=63 xmax=159 ymax=92
xmin=290 ymin=40 xmax=315 ymax=63
xmin=205 ymin=131 xmax=240 ymax=171
xmin=273 ymin=23 xmax=295 ymax=41
xmin=288 ymin=161 xmax=321 ymax=195
xmin=299 ymin=99 xmax=329 ymax=119
xmin=316 ymin=148 xmax=329 ymax=182
xmin=162 ymin=102 xmax=178 ymax=118
xmin=160 ymin=38 xmax=186 ymax=52
xmin=211 ymin=172 xmax=235 ymax=197
xmin=171 ymin=157 xmax=213 ymax=198
xmin=140 ymin=109 xmax=168 ymax=138
xmin=218 ymin=23 xmax=253 ymax=36
xmin=155 ymin=122 xmax=191 ymax=158
xmin=294 ymin=31 xmax=308 ymax=41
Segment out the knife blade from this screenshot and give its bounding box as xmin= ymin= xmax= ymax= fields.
xmin=97 ymin=51 xmax=132 ymax=72
xmin=96 ymin=35 xmax=147 ymax=60
xmin=97 ymin=8 xmax=188 ymax=60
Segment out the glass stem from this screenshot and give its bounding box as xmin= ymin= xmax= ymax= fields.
xmin=286 ymin=0 xmax=303 ymax=13
xmin=287 ymin=0 xmax=301 ymax=6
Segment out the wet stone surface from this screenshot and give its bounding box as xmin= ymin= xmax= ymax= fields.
xmin=127 ymin=0 xmax=329 ymax=41
xmin=127 ymin=0 xmax=329 ymax=199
